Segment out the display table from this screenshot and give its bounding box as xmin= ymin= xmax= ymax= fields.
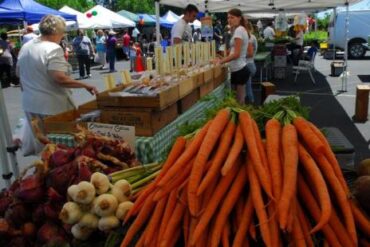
xmin=254 ymin=52 xmax=272 ymax=83
xmin=47 ymin=83 xmax=226 ymax=164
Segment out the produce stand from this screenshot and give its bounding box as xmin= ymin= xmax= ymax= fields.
xmin=46 ymin=83 xmax=226 ymax=164
xmin=254 ymin=51 xmax=272 ymax=83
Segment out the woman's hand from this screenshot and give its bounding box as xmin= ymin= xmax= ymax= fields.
xmin=84 ymin=84 xmax=98 ymax=95
xmin=211 ymin=57 xmax=221 ymax=65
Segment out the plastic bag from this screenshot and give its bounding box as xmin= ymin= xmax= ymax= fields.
xmin=13 ymin=118 xmax=43 ymax=156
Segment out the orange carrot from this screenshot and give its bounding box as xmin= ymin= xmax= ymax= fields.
xmin=286 ymin=198 xmax=296 ymax=233
xmin=239 ymin=111 xmax=273 ymax=198
xmin=249 ymin=222 xmax=257 ymax=241
xmin=158 ymin=190 xmax=178 ymax=243
xmin=292 ymin=213 xmax=307 ymax=247
xmin=248 ymin=160 xmax=272 ymax=247
xmin=313 ymin=154 xmax=357 ymax=245
xmin=233 ymin=196 xmax=254 ymax=247
xmin=210 ymin=164 xmax=248 ymax=247
xmin=265 ymin=118 xmax=283 ymax=200
xmin=158 ymin=121 xmax=212 ymax=187
xmin=183 ymin=209 xmax=190 ymax=247
xmin=308 ymin=122 xmax=349 ymax=192
xmin=159 ymin=188 xmax=188 ymax=247
xmin=191 ymin=160 xmax=240 ymax=245
xmin=234 ymin=195 xmax=245 ymax=230
xmin=120 ymin=193 xmax=156 ymax=247
xmin=296 ymin=202 xmax=314 ymax=247
xmin=160 ymin=136 xmax=187 ymax=176
xmin=360 ymin=238 xmax=370 ymax=247
xmin=279 ymin=124 xmax=299 ymax=230
xmin=197 ymin=120 xmax=236 ymax=195
xmin=351 ymin=201 xmax=370 ymax=237
xmin=153 ymin=158 xmax=194 ymax=201
xmin=222 ymin=220 xmax=231 ymax=247
xmin=297 ymin=174 xmax=345 ymax=247
xmin=293 ymin=117 xmax=325 ymax=155
xmin=188 ymin=109 xmax=230 ymax=216
xmin=144 ymin=195 xmax=167 ymax=246
xmin=166 ymin=227 xmax=181 ymax=247
xmin=267 ymin=203 xmax=282 ymax=247
xmin=222 ymin=125 xmax=244 ymax=176
xmin=298 ymin=144 xmax=331 ymax=233
xmin=329 ymin=206 xmax=356 ymax=247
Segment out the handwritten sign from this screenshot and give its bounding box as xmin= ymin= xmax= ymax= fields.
xmin=87 ymin=123 xmax=135 ymax=149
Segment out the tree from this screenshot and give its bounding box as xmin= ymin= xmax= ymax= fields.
xmin=35 ymin=0 xmax=95 ymax=12
xmin=116 ymin=0 xmax=154 ymax=14
xmin=317 ymin=13 xmax=331 ymax=30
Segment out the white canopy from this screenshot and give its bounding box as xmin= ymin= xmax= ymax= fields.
xmin=245 ymin=12 xmax=303 ymax=20
xmin=85 ymin=5 xmax=135 ymax=28
xmin=162 ymin=10 xmax=180 ymax=24
xmin=59 ymin=6 xmax=112 ymax=29
xmin=158 ymin=0 xmax=362 ymax=13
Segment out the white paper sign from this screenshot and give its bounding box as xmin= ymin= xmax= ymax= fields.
xmin=87 ymin=123 xmax=136 ymax=149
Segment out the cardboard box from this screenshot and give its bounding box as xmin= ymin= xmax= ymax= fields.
xmin=191 ymin=71 xmax=204 ymax=87
xmin=97 ymin=84 xmax=179 ymax=110
xmin=178 ymin=77 xmax=196 ymax=98
xmin=199 ymin=80 xmax=214 ymax=98
xmin=100 ymin=104 xmax=178 ymax=137
xmin=177 ymin=89 xmax=200 ymax=114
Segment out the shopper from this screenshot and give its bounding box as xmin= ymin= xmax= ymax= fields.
xmin=171 ymin=4 xmax=199 ymax=44
xmin=106 ymin=30 xmax=117 ymax=73
xmin=22 ymin=26 xmax=38 ymax=45
xmin=214 ymin=19 xmax=223 ymax=50
xmin=73 ymin=30 xmax=94 ymax=79
xmin=0 ymin=32 xmax=13 ymax=88
xmin=245 ymin=22 xmax=258 ymax=104
xmin=17 ymin=15 xmax=98 ymax=154
xmin=132 ymin=27 xmax=140 ymax=42
xmin=213 ymin=8 xmax=249 ymax=104
xmin=122 ymin=30 xmax=131 ymax=59
xmin=95 ymin=29 xmax=107 ymax=69
xmin=263 ymin=22 xmax=275 ymax=41
xmin=193 ymin=28 xmax=202 ymax=43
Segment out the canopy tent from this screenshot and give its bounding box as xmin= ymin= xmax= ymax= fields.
xmin=137 ymin=13 xmax=156 ymax=26
xmin=117 ymin=9 xmax=140 ymax=23
xmin=157 ymin=0 xmax=362 ymax=13
xmin=85 ymin=5 xmax=135 ymax=28
xmin=0 ymin=0 xmax=76 ymax=24
xmin=245 ymin=12 xmax=303 ymax=20
xmin=59 ymin=5 xmax=112 ymax=29
xmin=179 ymin=14 xmax=202 ymax=29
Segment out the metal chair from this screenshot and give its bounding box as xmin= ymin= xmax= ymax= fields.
xmin=292 ymin=52 xmax=317 ymax=84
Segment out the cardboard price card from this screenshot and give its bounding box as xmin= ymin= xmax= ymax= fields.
xmin=87 ymin=122 xmax=136 ymax=149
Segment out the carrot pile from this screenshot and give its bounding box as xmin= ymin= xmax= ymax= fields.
xmin=120 ymin=108 xmax=370 ymax=247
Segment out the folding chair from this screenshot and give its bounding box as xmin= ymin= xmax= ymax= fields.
xmin=292 ymin=52 xmax=317 ymax=84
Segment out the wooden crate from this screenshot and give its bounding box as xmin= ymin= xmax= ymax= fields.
xmin=100 ymin=103 xmax=178 ymax=137
xmin=78 ymin=100 xmax=98 ymax=114
xmin=214 ymin=66 xmax=228 ymax=88
xmin=44 ymin=109 xmax=89 ymax=134
xmin=203 ymin=68 xmax=213 ymax=84
xmin=177 ymin=89 xmax=200 ymax=114
xmin=199 ymin=80 xmax=214 ymax=98
xmin=191 ymin=71 xmax=204 ymax=87
xmin=178 ymin=77 xmax=196 ymax=98
xmin=97 ymin=83 xmax=179 ymax=110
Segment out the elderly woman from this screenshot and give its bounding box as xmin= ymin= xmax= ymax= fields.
xmin=17 ymin=15 xmax=98 ymax=154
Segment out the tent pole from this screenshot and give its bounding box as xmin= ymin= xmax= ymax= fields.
xmin=155 ymin=0 xmax=161 ymax=46
xmin=342 ymin=0 xmax=349 ymax=92
xmin=0 ymin=85 xmax=20 ymax=179
xmin=333 ymin=8 xmax=336 ymax=62
xmin=0 ymin=86 xmax=13 ymax=188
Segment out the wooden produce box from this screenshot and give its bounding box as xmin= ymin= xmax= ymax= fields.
xmin=191 ymin=71 xmax=205 ymax=87
xmin=178 ymin=77 xmax=196 ymax=98
xmin=100 ymin=104 xmax=178 ymax=137
xmin=213 ymin=66 xmax=228 ymax=88
xmin=44 ymin=109 xmax=89 ymax=134
xmin=78 ymin=100 xmax=98 ymax=114
xmin=97 ymin=84 xmax=179 ymax=110
xmin=203 ymin=68 xmax=213 ymax=84
xmin=199 ymin=80 xmax=215 ymax=98
xmin=177 ymin=89 xmax=200 ymax=114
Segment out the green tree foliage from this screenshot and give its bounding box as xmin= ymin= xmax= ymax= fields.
xmin=116 ymin=0 xmax=155 ymax=14
xmin=317 ymin=13 xmax=331 ymax=30
xmin=35 ymin=0 xmax=95 ymax=12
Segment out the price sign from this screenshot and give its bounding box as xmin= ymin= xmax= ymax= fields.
xmin=87 ymin=123 xmax=135 ymax=149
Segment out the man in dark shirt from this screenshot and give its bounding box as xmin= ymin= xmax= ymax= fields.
xmin=213 ymin=20 xmax=223 ymax=50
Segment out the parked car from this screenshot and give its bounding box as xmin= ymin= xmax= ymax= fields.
xmin=328 ymin=10 xmax=370 ymax=59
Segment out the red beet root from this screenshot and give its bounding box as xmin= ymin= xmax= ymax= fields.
xmin=49 ymin=148 xmax=75 ymax=168
xmin=15 ymin=175 xmax=45 ymax=203
xmin=37 ymin=222 xmax=67 ymax=244
xmin=47 ymin=187 xmax=64 ymax=202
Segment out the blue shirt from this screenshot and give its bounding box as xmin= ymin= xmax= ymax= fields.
xmin=96 ymin=35 xmax=106 ymax=52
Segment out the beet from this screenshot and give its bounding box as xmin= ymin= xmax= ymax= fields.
xmin=49 ymin=148 xmax=75 ymax=168
xmin=46 ymin=162 xmax=78 ymax=195
xmin=43 ymin=202 xmax=62 ymax=221
xmin=353 ymin=176 xmax=370 ymax=214
xmin=80 ymin=144 xmax=96 ymax=158
xmin=78 ymin=164 xmax=92 ymax=182
xmin=21 ymin=222 xmax=36 ymax=238
xmin=15 ymin=175 xmax=45 ymax=203
xmin=32 ymin=204 xmax=45 ymax=225
xmin=37 ymin=222 xmax=67 ymax=244
xmin=47 ymin=187 xmax=64 ymax=202
xmin=0 ymin=195 xmax=13 ymax=216
xmin=5 ymin=202 xmax=30 ymax=227
xmin=8 ymin=236 xmax=29 ymax=247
